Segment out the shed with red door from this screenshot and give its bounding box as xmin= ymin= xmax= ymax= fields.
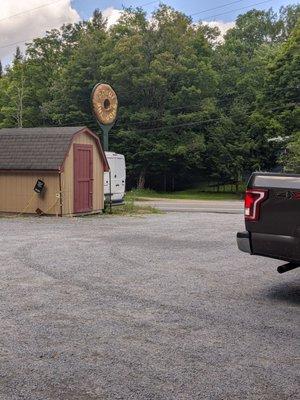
xmin=0 ymin=126 xmax=109 ymax=216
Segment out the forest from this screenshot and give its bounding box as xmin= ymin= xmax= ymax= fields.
xmin=0 ymin=4 xmax=299 ymax=190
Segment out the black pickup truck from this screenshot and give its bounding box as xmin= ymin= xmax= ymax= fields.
xmin=237 ymin=172 xmax=300 ymax=273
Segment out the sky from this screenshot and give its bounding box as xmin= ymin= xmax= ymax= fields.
xmin=0 ymin=0 xmax=294 ymax=66
xmin=72 ymin=0 xmax=292 ymax=21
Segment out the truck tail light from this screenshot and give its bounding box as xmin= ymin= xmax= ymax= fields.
xmin=244 ymin=189 xmax=268 ymax=221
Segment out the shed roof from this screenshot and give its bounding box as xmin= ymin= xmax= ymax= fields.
xmin=0 ymin=126 xmax=109 ymax=171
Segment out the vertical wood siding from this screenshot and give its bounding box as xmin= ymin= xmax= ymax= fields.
xmin=61 ymin=132 xmax=104 ymax=215
xmin=0 ymin=172 xmax=60 ymax=215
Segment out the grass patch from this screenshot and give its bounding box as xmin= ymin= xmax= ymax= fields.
xmin=127 ymin=188 xmax=242 ymax=201
xmin=106 ymin=200 xmax=162 ymax=215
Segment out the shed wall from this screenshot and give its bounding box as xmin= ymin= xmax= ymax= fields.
xmin=61 ymin=132 xmax=104 ymax=215
xmin=0 ymin=172 xmax=60 ymax=215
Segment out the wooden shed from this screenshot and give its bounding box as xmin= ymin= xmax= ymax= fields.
xmin=0 ymin=126 xmax=109 ymax=216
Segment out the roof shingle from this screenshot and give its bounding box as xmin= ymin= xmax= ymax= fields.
xmin=0 ymin=127 xmax=86 ymax=170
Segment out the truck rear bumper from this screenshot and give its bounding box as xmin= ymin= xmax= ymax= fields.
xmin=237 ymin=231 xmax=300 ymax=263
xmin=237 ymin=231 xmax=251 ymax=254
xmin=251 ymin=232 xmax=300 ymax=263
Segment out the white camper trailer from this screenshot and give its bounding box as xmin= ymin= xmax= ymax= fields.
xmin=104 ymin=152 xmax=126 ymax=204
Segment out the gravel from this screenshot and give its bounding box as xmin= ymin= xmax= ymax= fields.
xmin=0 ymin=213 xmax=299 ymax=400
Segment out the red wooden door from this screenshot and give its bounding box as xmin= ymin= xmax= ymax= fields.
xmin=74 ymin=144 xmax=93 ymax=213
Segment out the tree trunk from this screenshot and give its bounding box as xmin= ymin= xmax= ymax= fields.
xmin=171 ymin=176 xmax=175 ymax=192
xmin=137 ymin=169 xmax=146 ymax=189
xmin=163 ymin=172 xmax=167 ymax=192
xmin=17 ymin=68 xmax=25 ymax=128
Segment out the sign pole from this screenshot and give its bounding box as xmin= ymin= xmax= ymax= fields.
xmin=98 ymin=123 xmax=114 ymax=152
xmin=103 ymin=125 xmax=109 ymax=152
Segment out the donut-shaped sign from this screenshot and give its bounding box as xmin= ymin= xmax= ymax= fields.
xmin=92 ymin=83 xmax=118 ymax=125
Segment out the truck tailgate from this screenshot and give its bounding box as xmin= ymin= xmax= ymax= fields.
xmin=246 ymin=173 xmax=300 ymax=263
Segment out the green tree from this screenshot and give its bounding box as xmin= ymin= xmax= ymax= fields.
xmin=264 ymin=20 xmax=300 ymax=138
xmin=0 ymin=50 xmax=27 ymax=127
xmin=0 ymin=4 xmax=299 ymax=189
xmin=45 ymin=11 xmax=108 ymax=126
xmin=285 ymin=132 xmax=300 ymax=173
xmin=103 ymin=6 xmax=217 ymax=188
xmin=210 ymin=5 xmax=300 ymax=181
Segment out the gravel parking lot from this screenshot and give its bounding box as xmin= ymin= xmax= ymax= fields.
xmin=0 ymin=213 xmax=299 ymax=400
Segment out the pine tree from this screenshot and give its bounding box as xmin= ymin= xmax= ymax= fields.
xmin=14 ymin=46 xmax=23 ymax=63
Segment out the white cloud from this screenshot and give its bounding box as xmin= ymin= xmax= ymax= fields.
xmin=202 ymin=20 xmax=235 ymax=37
xmin=102 ymin=7 xmax=123 ymax=28
xmin=0 ymin=0 xmax=80 ymax=66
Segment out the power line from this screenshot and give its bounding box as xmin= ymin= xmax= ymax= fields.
xmin=0 ymin=40 xmax=27 ymax=51
xmin=200 ymin=0 xmax=273 ymax=21
xmin=41 ymin=116 xmax=224 ymax=130
xmin=0 ymin=0 xmax=158 ymax=25
xmin=59 ymin=93 xmax=299 ymax=122
xmin=114 ymin=104 xmax=298 ymax=133
xmin=0 ymin=0 xmax=157 ymax=27
xmin=0 ymin=1 xmax=159 ymax=51
xmin=191 ymin=0 xmax=245 ymax=16
xmin=0 ymin=0 xmax=274 ymax=51
xmin=0 ymin=0 xmax=64 ymax=23
xmin=0 ymin=28 xmax=55 ymax=50
xmin=122 ymin=118 xmax=223 ymax=132
xmin=131 ymin=0 xmax=159 ymax=7
xmin=45 ymin=103 xmax=297 ymax=131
